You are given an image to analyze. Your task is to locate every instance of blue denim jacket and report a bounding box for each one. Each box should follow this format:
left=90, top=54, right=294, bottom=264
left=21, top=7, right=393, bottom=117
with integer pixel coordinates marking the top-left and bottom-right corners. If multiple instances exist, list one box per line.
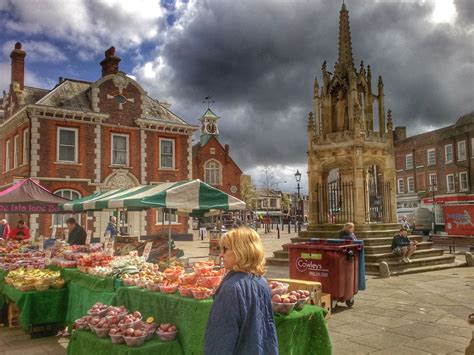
left=204, top=271, right=279, bottom=355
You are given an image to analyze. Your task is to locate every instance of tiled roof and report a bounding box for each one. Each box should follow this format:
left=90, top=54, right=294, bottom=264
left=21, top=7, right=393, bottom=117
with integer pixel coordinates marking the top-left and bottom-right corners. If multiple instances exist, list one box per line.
left=23, top=86, right=49, bottom=105
left=142, top=96, right=190, bottom=125
left=35, top=80, right=92, bottom=111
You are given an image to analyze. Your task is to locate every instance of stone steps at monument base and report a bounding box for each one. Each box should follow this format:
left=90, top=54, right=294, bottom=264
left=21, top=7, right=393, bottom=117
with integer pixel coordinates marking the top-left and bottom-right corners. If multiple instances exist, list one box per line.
left=364, top=241, right=433, bottom=254
left=290, top=235, right=424, bottom=246
left=384, top=260, right=466, bottom=276
left=365, top=254, right=457, bottom=274
left=364, top=248, right=444, bottom=263
left=305, top=223, right=401, bottom=232
left=299, top=230, right=402, bottom=239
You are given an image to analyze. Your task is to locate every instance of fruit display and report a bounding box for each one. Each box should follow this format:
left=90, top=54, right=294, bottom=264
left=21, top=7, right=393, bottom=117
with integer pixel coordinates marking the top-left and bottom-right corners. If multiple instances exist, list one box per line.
left=87, top=302, right=109, bottom=316
left=288, top=289, right=311, bottom=310
left=156, top=323, right=178, bottom=341
left=163, top=266, right=184, bottom=282
left=0, top=251, right=46, bottom=270
left=193, top=261, right=215, bottom=275
left=5, top=268, right=63, bottom=292
left=88, top=266, right=114, bottom=277
left=77, top=253, right=113, bottom=273
left=268, top=281, right=289, bottom=296
left=190, top=286, right=214, bottom=300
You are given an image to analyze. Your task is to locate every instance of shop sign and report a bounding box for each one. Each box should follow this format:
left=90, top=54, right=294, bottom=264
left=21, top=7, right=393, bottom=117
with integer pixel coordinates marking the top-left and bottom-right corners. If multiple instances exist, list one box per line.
left=444, top=205, right=474, bottom=236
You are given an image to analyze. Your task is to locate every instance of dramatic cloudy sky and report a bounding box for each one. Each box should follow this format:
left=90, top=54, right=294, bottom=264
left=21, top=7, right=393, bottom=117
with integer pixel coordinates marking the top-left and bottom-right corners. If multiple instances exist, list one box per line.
left=0, top=0, right=472, bottom=193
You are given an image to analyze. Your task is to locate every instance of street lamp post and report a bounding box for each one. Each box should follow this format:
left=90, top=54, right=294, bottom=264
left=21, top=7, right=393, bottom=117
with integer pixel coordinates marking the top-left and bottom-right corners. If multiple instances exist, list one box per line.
left=429, top=183, right=437, bottom=239
left=295, top=170, right=302, bottom=231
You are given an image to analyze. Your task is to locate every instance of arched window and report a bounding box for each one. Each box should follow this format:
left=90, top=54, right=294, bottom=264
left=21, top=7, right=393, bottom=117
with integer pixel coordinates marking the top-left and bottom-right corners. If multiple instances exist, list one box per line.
left=205, top=160, right=221, bottom=185
left=52, top=189, right=81, bottom=227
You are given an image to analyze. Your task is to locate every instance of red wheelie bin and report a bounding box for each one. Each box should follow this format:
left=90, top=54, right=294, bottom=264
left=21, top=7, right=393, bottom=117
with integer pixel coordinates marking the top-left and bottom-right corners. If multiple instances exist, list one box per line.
left=287, top=239, right=362, bottom=310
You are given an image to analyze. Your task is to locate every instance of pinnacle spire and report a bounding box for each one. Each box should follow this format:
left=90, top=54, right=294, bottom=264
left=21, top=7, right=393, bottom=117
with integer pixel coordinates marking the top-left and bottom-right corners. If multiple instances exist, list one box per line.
left=337, top=3, right=355, bottom=75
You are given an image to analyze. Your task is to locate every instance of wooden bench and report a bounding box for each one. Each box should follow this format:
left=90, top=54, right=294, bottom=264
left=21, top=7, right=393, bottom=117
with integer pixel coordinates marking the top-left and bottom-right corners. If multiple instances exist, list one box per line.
left=430, top=235, right=474, bottom=253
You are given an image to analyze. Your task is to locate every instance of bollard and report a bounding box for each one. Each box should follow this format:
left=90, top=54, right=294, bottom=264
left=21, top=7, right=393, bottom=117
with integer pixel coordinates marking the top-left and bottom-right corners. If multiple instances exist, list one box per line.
left=288, top=223, right=290, bottom=233
left=277, top=225, right=280, bottom=239
left=294, top=222, right=297, bottom=233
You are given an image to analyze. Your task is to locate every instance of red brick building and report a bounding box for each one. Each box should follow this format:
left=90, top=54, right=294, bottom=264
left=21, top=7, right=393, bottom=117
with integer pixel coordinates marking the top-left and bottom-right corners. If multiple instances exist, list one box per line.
left=192, top=108, right=243, bottom=199
left=393, top=112, right=474, bottom=226
left=0, top=43, right=197, bottom=238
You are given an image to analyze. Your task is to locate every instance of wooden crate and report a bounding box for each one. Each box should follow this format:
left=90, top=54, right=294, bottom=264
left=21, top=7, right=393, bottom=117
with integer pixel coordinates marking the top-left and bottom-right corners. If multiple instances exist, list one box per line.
left=268, top=278, right=322, bottom=306
left=319, top=293, right=331, bottom=320
left=8, top=303, right=20, bottom=327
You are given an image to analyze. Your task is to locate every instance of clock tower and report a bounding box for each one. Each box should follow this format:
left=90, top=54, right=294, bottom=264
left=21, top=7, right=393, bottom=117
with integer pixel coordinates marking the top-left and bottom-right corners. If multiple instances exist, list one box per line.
left=199, top=108, right=220, bottom=145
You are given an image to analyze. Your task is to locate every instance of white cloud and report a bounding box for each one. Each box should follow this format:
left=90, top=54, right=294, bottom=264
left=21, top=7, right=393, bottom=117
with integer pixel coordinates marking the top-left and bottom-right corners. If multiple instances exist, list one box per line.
left=1, top=0, right=167, bottom=55
left=2, top=40, right=67, bottom=63
left=0, top=62, right=45, bottom=91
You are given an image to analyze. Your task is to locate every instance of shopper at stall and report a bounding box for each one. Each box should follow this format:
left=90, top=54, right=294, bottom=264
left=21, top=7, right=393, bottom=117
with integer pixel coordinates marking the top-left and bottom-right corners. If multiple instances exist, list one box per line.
left=204, top=227, right=278, bottom=355
left=339, top=222, right=357, bottom=241
left=9, top=220, right=30, bottom=240
left=66, top=217, right=87, bottom=245
left=0, top=219, right=10, bottom=239
left=104, top=216, right=119, bottom=239
left=391, top=227, right=417, bottom=263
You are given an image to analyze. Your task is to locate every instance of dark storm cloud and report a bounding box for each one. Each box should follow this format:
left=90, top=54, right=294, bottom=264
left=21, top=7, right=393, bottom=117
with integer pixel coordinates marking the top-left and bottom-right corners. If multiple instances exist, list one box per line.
left=144, top=0, right=473, bottom=171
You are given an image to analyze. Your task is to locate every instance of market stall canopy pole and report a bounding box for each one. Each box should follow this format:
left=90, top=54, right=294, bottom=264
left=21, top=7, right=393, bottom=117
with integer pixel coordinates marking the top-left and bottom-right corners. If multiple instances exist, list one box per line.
left=0, top=178, right=69, bottom=214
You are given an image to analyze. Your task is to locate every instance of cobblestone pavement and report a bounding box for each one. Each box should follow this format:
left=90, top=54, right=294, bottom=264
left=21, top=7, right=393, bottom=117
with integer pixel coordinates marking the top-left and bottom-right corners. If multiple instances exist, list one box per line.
left=1, top=228, right=472, bottom=354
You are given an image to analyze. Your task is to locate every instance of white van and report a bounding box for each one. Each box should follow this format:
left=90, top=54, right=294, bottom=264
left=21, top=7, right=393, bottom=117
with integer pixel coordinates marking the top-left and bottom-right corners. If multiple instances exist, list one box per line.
left=414, top=207, right=433, bottom=235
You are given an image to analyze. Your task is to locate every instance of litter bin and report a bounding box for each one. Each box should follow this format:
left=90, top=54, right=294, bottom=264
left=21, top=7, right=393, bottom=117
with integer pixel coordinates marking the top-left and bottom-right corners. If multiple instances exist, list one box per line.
left=287, top=239, right=362, bottom=310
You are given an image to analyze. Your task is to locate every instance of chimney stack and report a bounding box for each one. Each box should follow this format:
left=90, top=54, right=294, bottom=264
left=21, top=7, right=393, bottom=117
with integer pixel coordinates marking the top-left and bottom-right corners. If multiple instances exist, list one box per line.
left=224, top=144, right=230, bottom=163
left=10, top=42, right=26, bottom=90
left=100, top=46, right=121, bottom=77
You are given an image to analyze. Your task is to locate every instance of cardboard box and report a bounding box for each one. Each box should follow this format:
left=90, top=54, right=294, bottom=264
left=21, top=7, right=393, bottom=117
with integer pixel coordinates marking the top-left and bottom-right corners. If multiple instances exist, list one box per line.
left=268, top=278, right=322, bottom=306
left=319, top=293, right=331, bottom=320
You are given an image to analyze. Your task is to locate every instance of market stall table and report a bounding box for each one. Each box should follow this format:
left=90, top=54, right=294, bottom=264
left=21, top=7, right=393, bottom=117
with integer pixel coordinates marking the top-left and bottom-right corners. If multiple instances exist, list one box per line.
left=3, top=285, right=68, bottom=330
left=115, top=287, right=331, bottom=355
left=67, top=330, right=184, bottom=355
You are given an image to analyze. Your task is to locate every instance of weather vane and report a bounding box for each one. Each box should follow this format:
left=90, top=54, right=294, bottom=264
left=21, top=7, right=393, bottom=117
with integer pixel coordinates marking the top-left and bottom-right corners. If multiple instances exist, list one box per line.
left=202, top=96, right=215, bottom=109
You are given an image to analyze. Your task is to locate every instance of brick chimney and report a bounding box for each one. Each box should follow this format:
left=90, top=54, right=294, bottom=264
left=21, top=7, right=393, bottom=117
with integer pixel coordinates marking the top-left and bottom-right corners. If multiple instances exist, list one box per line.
left=224, top=144, right=230, bottom=163
left=100, top=46, right=121, bottom=77
left=10, top=42, right=26, bottom=90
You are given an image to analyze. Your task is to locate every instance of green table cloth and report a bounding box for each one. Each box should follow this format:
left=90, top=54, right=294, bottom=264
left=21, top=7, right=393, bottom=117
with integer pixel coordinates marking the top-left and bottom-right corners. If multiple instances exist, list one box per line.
left=116, top=287, right=331, bottom=355
left=62, top=268, right=117, bottom=292
left=66, top=281, right=117, bottom=324
left=275, top=305, right=331, bottom=355
left=3, top=285, right=68, bottom=330
left=67, top=330, right=184, bottom=355
left=0, top=270, right=8, bottom=306
left=116, top=287, right=213, bottom=355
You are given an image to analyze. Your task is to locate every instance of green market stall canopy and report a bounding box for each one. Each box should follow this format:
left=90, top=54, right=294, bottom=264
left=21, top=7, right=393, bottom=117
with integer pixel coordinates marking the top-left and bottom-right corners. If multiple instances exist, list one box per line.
left=59, top=179, right=246, bottom=215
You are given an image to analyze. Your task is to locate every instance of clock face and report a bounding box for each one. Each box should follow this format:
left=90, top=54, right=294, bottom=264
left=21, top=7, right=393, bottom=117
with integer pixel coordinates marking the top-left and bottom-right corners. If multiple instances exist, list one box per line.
left=206, top=122, right=217, bottom=134
left=230, top=186, right=238, bottom=194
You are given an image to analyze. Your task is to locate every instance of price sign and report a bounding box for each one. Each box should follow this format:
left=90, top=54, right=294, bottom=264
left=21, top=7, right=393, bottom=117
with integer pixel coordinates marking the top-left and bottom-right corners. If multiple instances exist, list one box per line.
left=105, top=238, right=114, bottom=256
left=39, top=236, right=44, bottom=251
left=51, top=227, right=57, bottom=239
left=45, top=250, right=52, bottom=265
left=142, top=242, right=153, bottom=261
left=86, top=230, right=92, bottom=245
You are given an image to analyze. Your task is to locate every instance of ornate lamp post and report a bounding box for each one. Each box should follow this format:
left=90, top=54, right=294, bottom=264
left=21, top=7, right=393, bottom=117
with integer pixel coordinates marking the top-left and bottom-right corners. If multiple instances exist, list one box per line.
left=295, top=170, right=302, bottom=226
left=429, top=182, right=437, bottom=238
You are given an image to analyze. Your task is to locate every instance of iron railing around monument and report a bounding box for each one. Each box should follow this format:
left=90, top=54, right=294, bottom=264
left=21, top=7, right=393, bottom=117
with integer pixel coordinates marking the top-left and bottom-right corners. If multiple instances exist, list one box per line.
left=366, top=181, right=393, bottom=223
left=315, top=181, right=354, bottom=224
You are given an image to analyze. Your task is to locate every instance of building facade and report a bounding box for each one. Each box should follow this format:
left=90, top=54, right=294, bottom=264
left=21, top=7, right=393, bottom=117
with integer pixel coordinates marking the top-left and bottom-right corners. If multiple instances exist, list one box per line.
left=0, top=43, right=197, bottom=238
left=394, top=112, right=474, bottom=226
left=192, top=108, right=243, bottom=199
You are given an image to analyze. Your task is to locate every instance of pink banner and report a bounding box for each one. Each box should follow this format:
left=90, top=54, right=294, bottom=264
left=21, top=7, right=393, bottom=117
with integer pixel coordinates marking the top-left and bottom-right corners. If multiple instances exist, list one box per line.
left=0, top=203, right=61, bottom=214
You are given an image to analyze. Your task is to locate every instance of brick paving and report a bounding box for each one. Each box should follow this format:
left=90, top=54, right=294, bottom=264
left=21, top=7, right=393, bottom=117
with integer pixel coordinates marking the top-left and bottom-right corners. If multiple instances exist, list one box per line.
left=1, top=228, right=472, bottom=354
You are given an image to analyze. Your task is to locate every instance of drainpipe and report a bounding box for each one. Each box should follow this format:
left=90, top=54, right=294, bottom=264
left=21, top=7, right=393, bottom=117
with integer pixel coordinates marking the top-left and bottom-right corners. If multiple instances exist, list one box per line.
left=26, top=109, right=32, bottom=177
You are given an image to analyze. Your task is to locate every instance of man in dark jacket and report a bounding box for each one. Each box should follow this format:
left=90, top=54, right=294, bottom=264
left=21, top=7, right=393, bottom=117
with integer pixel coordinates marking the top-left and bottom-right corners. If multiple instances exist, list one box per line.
left=391, top=227, right=417, bottom=263
left=66, top=217, right=87, bottom=245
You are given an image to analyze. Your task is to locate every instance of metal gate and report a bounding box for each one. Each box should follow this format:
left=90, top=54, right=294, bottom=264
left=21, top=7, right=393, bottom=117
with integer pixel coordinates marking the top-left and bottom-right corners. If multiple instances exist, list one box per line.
left=315, top=181, right=354, bottom=224
left=366, top=181, right=392, bottom=223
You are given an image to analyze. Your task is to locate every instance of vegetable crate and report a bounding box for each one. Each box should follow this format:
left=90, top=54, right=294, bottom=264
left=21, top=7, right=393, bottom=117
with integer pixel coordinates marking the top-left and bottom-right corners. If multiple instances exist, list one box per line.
left=267, top=278, right=322, bottom=305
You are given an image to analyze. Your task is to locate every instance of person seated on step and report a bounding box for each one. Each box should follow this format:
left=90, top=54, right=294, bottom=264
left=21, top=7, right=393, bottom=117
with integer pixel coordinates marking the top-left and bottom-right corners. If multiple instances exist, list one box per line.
left=391, top=227, right=418, bottom=263
left=338, top=222, right=357, bottom=241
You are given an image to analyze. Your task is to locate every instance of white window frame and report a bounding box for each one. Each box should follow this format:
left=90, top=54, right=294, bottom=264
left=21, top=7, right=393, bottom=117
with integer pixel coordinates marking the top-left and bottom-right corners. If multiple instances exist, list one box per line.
left=210, top=148, right=215, bottom=155
left=52, top=189, right=81, bottom=227
left=427, top=148, right=436, bottom=166
left=397, top=179, right=404, bottom=194
left=459, top=172, right=468, bottom=192
left=445, top=144, right=453, bottom=164
left=405, top=153, right=413, bottom=170
left=13, top=135, right=19, bottom=169
left=429, top=174, right=437, bottom=191
left=446, top=174, right=455, bottom=193
left=156, top=208, right=179, bottom=224
left=5, top=140, right=10, bottom=171
left=407, top=177, right=415, bottom=193
left=457, top=140, right=466, bottom=161
left=22, top=129, right=29, bottom=165
left=111, top=133, right=129, bottom=166
left=57, top=127, right=78, bottom=163
left=204, top=159, right=222, bottom=186
left=471, top=138, right=474, bottom=157
left=159, top=138, right=175, bottom=169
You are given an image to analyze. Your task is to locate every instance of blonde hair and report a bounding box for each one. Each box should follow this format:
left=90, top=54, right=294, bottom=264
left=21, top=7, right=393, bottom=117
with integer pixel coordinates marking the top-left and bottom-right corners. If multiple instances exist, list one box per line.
left=220, top=227, right=266, bottom=276
left=343, top=222, right=354, bottom=232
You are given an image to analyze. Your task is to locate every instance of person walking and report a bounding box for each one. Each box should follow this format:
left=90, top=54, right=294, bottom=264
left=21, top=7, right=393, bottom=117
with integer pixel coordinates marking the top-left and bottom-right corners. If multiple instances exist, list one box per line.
left=9, top=220, right=30, bottom=240
left=104, top=216, right=119, bottom=239
left=0, top=219, right=10, bottom=240
left=338, top=222, right=357, bottom=241
left=204, top=227, right=278, bottom=355
left=391, top=227, right=417, bottom=263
